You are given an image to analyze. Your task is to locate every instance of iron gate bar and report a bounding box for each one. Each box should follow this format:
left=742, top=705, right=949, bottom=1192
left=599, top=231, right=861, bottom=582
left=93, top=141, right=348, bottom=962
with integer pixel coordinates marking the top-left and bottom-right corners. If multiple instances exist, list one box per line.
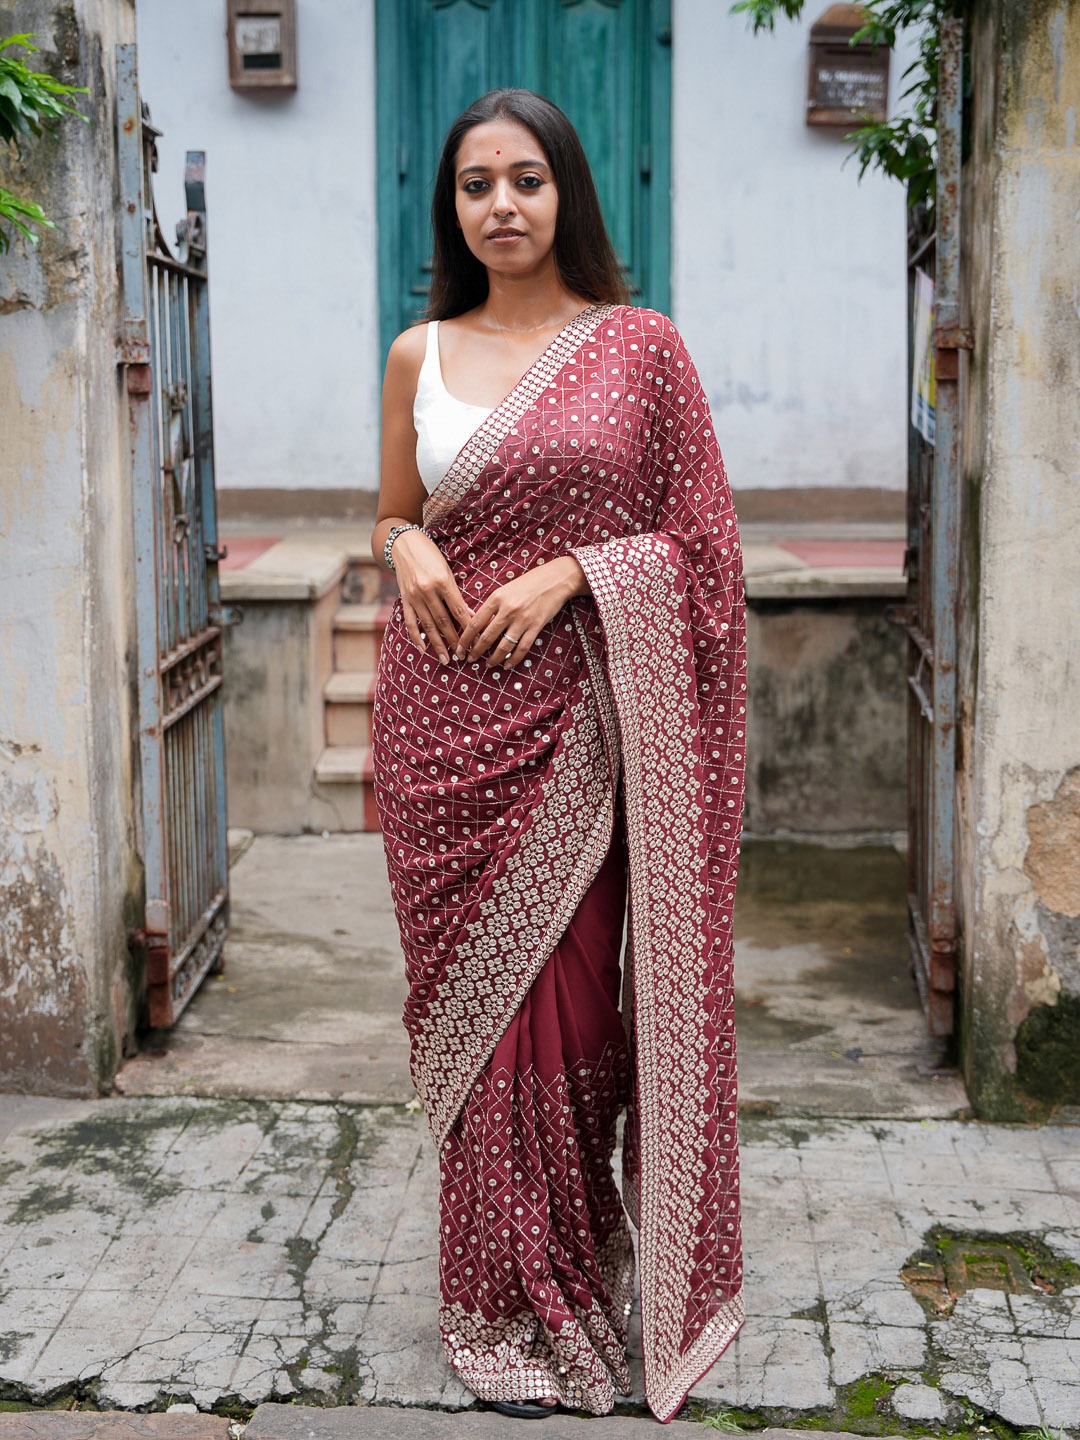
left=116, top=43, right=230, bottom=1028
left=896, top=16, right=968, bottom=1037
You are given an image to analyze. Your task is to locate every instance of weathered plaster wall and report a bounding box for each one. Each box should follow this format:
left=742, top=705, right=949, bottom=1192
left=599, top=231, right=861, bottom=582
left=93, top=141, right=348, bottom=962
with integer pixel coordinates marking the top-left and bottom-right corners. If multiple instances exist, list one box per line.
left=957, top=0, right=1080, bottom=1119
left=745, top=601, right=907, bottom=836
left=0, top=0, right=140, bottom=1093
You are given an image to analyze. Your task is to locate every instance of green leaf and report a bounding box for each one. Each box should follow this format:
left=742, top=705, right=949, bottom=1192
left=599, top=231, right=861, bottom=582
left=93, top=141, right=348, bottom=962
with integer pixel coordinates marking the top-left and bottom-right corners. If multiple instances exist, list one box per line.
left=0, top=33, right=39, bottom=54
left=0, top=182, right=55, bottom=251
left=729, top=0, right=805, bottom=34
left=0, top=32, right=92, bottom=245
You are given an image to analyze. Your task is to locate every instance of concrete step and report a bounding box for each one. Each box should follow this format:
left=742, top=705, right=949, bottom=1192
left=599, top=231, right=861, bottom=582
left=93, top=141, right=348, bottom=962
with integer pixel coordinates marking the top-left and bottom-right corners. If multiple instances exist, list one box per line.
left=245, top=1407, right=906, bottom=1440
left=324, top=668, right=377, bottom=747
left=333, top=601, right=391, bottom=672
left=0, top=1413, right=234, bottom=1438
left=312, top=745, right=380, bottom=831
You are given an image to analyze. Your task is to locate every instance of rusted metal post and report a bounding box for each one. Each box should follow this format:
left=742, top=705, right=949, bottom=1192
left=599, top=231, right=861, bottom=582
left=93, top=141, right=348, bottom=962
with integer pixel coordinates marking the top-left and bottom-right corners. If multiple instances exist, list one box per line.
left=925, top=15, right=968, bottom=1035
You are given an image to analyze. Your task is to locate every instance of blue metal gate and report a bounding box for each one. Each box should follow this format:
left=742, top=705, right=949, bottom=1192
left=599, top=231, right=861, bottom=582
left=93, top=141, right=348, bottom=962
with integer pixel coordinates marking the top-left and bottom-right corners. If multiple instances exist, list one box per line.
left=116, top=45, right=231, bottom=1028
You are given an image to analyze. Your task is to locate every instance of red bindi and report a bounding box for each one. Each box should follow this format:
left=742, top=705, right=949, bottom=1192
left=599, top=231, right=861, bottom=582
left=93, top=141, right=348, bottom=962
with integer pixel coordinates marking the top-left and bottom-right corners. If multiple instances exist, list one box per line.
left=495, top=150, right=500, bottom=155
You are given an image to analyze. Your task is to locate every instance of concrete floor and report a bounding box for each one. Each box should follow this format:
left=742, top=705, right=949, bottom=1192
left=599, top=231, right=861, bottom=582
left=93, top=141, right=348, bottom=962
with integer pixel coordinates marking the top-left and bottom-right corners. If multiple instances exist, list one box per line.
left=6, top=838, right=1079, bottom=1433
left=116, top=834, right=966, bottom=1120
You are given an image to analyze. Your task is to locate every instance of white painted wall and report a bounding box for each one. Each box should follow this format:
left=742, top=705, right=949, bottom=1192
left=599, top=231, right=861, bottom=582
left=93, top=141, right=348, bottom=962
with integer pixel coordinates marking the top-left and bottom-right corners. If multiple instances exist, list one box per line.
left=136, top=0, right=380, bottom=491
left=138, top=0, right=911, bottom=495
left=673, top=2, right=913, bottom=493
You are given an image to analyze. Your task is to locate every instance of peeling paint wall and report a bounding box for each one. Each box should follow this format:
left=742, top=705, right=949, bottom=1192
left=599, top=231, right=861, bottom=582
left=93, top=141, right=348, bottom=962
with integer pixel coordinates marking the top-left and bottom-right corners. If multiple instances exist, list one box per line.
left=0, top=0, right=141, bottom=1093
left=957, top=0, right=1080, bottom=1119
left=745, top=601, right=907, bottom=836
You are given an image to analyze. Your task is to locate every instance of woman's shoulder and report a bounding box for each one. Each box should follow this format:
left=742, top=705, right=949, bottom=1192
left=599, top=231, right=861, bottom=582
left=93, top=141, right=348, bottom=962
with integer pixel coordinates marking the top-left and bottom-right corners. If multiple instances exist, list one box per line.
left=387, top=320, right=429, bottom=365
left=608, top=303, right=686, bottom=349
left=383, top=321, right=430, bottom=394
left=604, top=306, right=695, bottom=375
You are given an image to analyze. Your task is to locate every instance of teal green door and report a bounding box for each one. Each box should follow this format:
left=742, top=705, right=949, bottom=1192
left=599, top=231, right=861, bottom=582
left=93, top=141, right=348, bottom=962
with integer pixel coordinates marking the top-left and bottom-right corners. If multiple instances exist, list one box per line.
left=376, top=0, right=671, bottom=363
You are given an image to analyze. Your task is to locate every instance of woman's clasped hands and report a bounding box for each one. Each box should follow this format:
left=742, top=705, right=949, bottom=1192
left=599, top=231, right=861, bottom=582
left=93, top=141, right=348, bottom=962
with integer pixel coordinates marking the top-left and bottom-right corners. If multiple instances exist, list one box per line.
left=391, top=528, right=586, bottom=670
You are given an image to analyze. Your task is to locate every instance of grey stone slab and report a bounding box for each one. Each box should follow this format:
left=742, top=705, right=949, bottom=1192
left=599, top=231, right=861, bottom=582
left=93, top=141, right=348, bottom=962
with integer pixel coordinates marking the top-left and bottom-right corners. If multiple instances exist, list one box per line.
left=0, top=1415, right=233, bottom=1438
left=84, top=1233, right=201, bottom=1292
left=247, top=1408, right=721, bottom=1439
left=891, top=1382, right=946, bottom=1421
left=953, top=1152, right=1060, bottom=1192
left=1030, top=1375, right=1080, bottom=1427
left=826, top=1282, right=926, bottom=1329
left=0, top=1286, right=80, bottom=1332
left=96, top=1327, right=251, bottom=1409
left=741, top=1242, right=821, bottom=1316
left=1048, top=1157, right=1080, bottom=1194
left=1020, top=1333, right=1080, bottom=1381
left=937, top=1360, right=1043, bottom=1429
left=1009, top=1292, right=1080, bottom=1338
left=0, top=1333, right=49, bottom=1387
left=0, top=1231, right=114, bottom=1292
left=761, top=1434, right=907, bottom=1440
left=828, top=1320, right=926, bottom=1385
left=169, top=1236, right=300, bottom=1301
left=61, top=1285, right=172, bottom=1336
left=153, top=1119, right=269, bottom=1191
left=693, top=1315, right=832, bottom=1410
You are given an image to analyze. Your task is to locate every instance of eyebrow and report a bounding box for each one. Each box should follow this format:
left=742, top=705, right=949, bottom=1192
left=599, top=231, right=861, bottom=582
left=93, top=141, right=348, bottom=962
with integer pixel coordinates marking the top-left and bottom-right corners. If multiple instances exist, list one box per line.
left=457, top=159, right=549, bottom=178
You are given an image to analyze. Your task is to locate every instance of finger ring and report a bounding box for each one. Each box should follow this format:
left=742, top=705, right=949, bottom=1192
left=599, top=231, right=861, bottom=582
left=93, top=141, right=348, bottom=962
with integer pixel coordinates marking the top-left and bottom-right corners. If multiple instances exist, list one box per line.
left=503, top=633, right=519, bottom=646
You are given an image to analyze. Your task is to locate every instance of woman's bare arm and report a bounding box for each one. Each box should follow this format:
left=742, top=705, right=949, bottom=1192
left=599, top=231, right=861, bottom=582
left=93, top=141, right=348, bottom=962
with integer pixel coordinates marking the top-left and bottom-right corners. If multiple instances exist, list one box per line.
left=373, top=327, right=474, bottom=662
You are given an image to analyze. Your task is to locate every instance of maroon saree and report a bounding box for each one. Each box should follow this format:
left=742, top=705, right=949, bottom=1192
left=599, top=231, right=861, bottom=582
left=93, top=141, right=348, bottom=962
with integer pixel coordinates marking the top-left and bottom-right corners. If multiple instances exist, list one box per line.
left=372, top=303, right=747, bottom=1421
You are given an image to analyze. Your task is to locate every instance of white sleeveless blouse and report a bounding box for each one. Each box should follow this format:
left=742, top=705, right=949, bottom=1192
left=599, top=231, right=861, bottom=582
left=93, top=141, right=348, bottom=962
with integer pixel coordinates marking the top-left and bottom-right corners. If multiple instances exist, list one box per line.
left=413, top=321, right=494, bottom=493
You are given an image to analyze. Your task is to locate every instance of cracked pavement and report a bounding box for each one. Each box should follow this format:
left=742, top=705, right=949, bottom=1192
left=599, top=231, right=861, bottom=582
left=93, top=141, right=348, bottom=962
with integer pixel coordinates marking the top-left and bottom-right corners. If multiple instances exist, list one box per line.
left=2, top=837, right=1078, bottom=1431
left=1, top=1097, right=1078, bottom=1430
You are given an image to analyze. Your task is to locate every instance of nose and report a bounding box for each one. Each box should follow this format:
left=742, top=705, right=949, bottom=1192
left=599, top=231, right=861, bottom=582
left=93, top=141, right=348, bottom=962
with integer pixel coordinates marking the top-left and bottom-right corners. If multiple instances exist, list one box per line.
left=490, top=181, right=517, bottom=218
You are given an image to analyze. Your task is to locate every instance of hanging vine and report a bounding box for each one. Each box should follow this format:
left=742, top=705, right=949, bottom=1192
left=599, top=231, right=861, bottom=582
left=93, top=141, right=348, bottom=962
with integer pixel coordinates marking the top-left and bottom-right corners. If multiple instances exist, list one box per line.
left=0, top=33, right=88, bottom=254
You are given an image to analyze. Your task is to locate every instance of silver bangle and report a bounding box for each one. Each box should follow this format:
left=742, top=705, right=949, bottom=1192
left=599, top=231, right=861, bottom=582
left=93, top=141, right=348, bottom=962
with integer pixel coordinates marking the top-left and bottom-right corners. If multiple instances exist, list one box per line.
left=383, top=522, right=426, bottom=572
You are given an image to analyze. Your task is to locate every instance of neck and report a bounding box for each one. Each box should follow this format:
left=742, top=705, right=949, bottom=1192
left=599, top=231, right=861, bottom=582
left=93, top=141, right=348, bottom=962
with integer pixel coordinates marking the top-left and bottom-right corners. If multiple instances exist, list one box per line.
left=482, top=262, right=586, bottom=332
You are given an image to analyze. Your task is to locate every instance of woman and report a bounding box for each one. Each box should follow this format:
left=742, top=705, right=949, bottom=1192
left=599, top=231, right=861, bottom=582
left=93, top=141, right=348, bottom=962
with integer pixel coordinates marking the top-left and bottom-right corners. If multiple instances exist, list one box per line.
left=371, top=88, right=746, bottom=1423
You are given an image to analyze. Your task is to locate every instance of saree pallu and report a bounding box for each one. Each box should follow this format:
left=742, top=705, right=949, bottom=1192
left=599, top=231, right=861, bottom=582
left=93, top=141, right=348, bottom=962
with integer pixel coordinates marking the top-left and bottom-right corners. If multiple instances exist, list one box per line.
left=372, top=303, right=747, bottom=1422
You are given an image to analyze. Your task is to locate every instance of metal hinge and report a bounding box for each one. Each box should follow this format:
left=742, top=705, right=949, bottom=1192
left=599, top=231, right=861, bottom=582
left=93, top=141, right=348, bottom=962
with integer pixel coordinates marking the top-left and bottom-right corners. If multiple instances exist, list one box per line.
left=934, top=324, right=974, bottom=350
left=210, top=602, right=244, bottom=628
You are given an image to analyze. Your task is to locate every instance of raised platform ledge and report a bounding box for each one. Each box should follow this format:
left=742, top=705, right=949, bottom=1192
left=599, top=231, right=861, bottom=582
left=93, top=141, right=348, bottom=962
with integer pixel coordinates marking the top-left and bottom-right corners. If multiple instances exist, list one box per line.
left=746, top=568, right=906, bottom=600
left=219, top=538, right=351, bottom=602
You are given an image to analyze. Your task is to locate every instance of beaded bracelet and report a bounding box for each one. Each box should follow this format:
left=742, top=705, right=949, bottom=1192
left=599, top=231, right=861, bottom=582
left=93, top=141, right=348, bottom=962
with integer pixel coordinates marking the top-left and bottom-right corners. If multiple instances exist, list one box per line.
left=383, top=522, right=426, bottom=572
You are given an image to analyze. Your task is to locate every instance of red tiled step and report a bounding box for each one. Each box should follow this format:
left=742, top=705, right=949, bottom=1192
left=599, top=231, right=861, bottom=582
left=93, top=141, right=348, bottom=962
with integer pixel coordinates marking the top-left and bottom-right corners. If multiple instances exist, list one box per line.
left=218, top=534, right=280, bottom=570
left=776, top=538, right=905, bottom=569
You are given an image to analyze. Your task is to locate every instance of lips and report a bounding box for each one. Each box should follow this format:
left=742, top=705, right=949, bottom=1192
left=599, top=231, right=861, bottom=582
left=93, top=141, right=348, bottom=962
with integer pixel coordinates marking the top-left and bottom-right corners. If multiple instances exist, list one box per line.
left=487, top=228, right=525, bottom=240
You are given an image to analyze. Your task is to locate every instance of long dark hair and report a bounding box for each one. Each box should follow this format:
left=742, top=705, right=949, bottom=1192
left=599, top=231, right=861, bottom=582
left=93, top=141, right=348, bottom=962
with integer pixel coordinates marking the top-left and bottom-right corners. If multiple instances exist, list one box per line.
left=427, top=88, right=629, bottom=320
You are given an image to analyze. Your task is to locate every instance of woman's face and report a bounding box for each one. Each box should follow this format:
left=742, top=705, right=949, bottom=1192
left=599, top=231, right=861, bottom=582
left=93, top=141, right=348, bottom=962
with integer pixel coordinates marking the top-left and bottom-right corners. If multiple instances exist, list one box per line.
left=453, top=117, right=558, bottom=279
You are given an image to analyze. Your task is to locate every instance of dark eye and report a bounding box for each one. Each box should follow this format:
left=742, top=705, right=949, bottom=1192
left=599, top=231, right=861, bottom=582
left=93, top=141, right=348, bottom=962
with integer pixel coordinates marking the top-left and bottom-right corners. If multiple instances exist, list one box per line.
left=462, top=178, right=489, bottom=195
left=518, top=175, right=543, bottom=189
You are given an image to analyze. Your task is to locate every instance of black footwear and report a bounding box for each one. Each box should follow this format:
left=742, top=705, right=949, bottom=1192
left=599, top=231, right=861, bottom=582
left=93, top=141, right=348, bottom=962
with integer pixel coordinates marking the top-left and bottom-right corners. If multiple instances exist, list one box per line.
left=486, top=1398, right=560, bottom=1419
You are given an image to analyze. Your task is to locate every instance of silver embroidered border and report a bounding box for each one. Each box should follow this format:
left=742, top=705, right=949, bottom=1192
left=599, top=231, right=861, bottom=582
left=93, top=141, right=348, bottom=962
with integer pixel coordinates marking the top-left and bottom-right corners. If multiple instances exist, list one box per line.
left=414, top=671, right=619, bottom=1148
left=570, top=532, right=745, bottom=1422
left=422, top=303, right=617, bottom=535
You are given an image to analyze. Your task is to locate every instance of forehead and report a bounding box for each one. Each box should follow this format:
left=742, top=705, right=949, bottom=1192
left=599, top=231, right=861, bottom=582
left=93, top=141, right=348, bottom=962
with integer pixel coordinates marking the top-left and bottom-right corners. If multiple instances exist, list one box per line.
left=456, top=117, right=548, bottom=170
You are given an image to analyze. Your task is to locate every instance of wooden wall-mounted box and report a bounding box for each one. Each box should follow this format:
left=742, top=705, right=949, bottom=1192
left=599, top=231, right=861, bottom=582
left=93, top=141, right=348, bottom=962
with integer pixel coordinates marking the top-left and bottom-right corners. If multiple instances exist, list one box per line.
left=227, top=0, right=297, bottom=91
left=807, top=3, right=889, bottom=128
